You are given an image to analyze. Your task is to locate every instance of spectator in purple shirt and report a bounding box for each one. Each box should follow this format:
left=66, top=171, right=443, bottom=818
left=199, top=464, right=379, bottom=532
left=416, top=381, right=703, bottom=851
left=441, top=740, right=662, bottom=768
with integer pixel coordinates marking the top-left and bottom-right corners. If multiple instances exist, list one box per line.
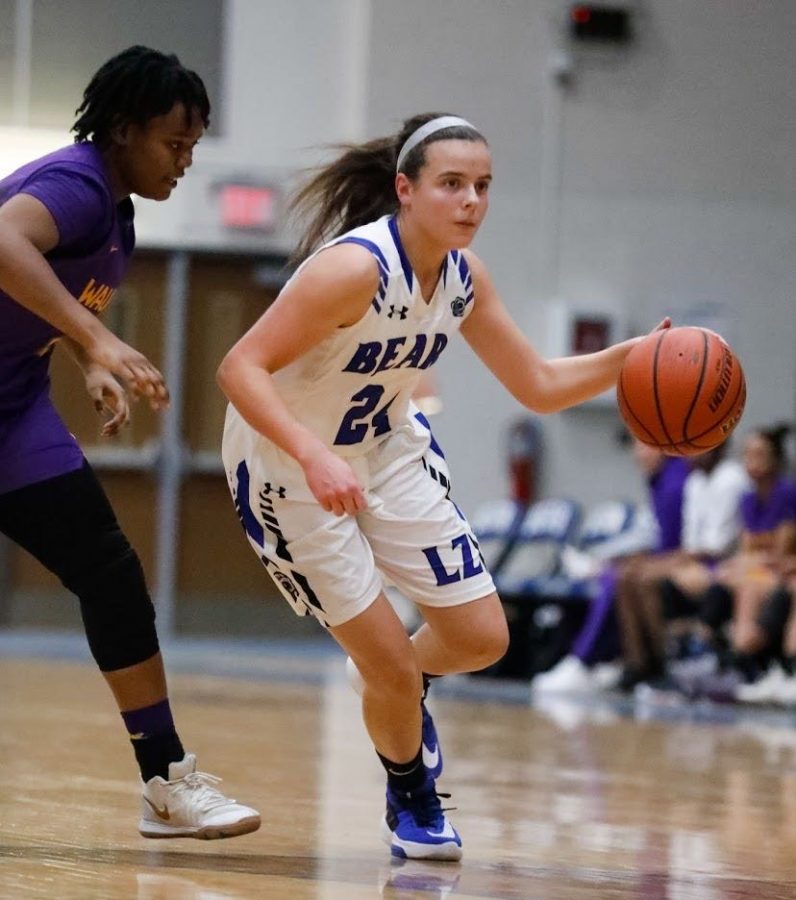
left=532, top=438, right=689, bottom=694
left=0, top=46, right=259, bottom=839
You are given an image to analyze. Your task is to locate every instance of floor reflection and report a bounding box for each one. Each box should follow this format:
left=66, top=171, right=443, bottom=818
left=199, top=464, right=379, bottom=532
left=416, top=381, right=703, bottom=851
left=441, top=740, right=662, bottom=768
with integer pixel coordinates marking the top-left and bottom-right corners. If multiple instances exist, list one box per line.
left=377, top=858, right=462, bottom=898
left=2, top=653, right=796, bottom=899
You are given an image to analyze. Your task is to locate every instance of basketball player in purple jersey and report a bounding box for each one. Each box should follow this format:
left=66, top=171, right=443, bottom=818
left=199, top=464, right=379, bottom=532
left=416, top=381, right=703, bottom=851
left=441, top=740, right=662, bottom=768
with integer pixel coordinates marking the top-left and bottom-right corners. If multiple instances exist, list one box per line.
left=0, top=46, right=259, bottom=839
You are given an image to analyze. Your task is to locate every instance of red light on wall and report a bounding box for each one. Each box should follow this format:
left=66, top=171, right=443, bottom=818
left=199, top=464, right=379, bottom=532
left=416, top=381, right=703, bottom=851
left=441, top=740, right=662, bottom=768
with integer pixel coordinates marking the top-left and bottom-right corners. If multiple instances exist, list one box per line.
left=568, top=4, right=632, bottom=42
left=219, top=184, right=277, bottom=230
left=571, top=5, right=592, bottom=24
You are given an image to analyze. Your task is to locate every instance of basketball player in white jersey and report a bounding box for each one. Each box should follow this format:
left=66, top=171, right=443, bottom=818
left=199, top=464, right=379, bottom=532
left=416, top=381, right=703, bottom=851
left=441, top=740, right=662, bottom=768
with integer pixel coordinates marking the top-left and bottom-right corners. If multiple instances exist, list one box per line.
left=217, top=113, right=669, bottom=861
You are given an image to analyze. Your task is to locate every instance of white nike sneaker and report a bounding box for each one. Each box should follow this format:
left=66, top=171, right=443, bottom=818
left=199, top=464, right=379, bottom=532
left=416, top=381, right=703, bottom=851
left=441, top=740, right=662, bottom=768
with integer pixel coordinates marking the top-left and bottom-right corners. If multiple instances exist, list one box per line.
left=774, top=672, right=796, bottom=707
left=531, top=656, right=595, bottom=693
left=736, top=665, right=787, bottom=705
left=139, top=754, right=261, bottom=840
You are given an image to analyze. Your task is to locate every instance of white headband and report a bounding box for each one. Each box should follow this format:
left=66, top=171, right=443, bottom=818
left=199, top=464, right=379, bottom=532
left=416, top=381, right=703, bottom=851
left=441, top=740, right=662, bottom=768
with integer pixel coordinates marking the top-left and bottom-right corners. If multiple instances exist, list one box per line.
left=395, top=115, right=477, bottom=172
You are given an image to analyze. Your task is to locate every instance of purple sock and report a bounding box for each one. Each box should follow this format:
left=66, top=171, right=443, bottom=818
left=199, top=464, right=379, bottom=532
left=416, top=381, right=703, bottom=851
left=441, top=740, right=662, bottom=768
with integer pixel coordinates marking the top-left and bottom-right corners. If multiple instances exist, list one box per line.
left=572, top=564, right=619, bottom=663
left=121, top=698, right=175, bottom=739
left=122, top=699, right=184, bottom=781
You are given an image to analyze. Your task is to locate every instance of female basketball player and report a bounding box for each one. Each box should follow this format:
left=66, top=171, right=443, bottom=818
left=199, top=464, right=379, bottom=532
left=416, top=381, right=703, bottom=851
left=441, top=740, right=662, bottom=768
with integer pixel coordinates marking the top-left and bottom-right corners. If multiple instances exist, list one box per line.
left=217, top=113, right=667, bottom=860
left=0, top=46, right=259, bottom=839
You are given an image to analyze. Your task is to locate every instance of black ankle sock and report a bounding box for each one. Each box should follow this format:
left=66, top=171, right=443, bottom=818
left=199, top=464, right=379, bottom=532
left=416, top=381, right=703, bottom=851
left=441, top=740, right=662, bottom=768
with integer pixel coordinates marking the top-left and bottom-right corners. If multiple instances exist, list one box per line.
left=782, top=655, right=796, bottom=676
left=731, top=652, right=760, bottom=682
left=132, top=732, right=185, bottom=782
left=378, top=746, right=426, bottom=793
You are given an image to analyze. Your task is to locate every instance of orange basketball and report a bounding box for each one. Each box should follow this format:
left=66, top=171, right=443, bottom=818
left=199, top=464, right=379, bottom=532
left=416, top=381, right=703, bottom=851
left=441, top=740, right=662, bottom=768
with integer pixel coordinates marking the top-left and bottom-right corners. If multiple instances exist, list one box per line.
left=617, top=326, right=746, bottom=456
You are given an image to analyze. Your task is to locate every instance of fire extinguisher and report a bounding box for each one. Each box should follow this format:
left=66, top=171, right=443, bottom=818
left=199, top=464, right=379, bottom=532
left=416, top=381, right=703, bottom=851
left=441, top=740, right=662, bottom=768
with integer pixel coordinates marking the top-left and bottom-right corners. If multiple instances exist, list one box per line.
left=507, top=417, right=542, bottom=506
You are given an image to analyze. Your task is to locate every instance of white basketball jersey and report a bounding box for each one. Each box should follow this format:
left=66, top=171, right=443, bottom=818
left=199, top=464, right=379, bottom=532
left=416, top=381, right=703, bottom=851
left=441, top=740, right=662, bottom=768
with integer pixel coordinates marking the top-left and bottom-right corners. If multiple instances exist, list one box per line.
left=257, top=214, right=476, bottom=457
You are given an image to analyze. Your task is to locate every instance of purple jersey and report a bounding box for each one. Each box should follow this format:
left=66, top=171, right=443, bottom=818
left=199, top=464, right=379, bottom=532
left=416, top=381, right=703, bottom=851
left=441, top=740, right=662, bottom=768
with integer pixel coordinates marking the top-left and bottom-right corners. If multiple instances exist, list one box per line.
left=0, top=142, right=134, bottom=493
left=740, top=477, right=796, bottom=534
left=649, top=456, right=689, bottom=552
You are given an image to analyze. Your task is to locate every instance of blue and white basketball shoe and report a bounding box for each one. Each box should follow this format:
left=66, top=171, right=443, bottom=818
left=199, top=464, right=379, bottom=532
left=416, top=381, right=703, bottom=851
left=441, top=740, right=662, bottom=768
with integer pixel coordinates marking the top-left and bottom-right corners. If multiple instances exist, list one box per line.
left=381, top=775, right=462, bottom=861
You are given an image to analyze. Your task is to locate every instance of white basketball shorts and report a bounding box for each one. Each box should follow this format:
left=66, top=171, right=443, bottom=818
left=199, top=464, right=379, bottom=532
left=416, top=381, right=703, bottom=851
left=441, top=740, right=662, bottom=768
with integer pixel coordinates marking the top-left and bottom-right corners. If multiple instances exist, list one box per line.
left=222, top=405, right=495, bottom=628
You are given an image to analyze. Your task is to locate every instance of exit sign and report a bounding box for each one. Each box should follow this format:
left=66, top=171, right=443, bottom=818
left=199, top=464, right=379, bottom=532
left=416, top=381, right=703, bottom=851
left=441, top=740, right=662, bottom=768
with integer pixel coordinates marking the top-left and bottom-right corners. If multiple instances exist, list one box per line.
left=219, top=184, right=277, bottom=230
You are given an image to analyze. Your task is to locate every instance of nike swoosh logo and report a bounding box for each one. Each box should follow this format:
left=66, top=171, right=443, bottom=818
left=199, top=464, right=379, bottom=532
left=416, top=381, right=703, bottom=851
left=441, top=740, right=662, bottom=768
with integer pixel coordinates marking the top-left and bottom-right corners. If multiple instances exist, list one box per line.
left=422, top=742, right=440, bottom=770
left=428, top=820, right=456, bottom=839
left=144, top=796, right=171, bottom=821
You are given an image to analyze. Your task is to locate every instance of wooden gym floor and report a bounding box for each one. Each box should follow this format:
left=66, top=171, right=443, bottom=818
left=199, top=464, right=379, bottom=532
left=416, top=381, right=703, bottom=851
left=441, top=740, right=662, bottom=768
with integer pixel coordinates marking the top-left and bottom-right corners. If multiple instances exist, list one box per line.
left=1, top=642, right=795, bottom=899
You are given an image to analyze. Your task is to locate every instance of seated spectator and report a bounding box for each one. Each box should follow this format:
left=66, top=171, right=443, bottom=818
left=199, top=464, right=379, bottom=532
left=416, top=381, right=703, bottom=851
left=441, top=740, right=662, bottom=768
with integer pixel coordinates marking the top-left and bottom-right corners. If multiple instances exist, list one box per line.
left=699, top=424, right=796, bottom=701
left=532, top=438, right=688, bottom=692
left=614, top=441, right=748, bottom=691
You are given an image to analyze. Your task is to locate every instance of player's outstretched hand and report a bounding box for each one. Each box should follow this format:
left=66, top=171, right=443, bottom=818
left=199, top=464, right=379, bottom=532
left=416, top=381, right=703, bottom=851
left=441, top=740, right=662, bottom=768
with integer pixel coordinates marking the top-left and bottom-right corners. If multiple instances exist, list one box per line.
left=86, top=332, right=170, bottom=410
left=302, top=446, right=367, bottom=516
left=84, top=365, right=130, bottom=437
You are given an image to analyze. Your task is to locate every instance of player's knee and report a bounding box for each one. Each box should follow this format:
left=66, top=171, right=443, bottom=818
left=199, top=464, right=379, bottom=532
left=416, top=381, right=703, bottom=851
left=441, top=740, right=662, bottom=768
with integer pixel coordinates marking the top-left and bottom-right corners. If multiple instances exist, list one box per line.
left=67, top=530, right=159, bottom=672
left=457, top=617, right=510, bottom=671
left=361, top=653, right=423, bottom=702
left=487, top=617, right=511, bottom=665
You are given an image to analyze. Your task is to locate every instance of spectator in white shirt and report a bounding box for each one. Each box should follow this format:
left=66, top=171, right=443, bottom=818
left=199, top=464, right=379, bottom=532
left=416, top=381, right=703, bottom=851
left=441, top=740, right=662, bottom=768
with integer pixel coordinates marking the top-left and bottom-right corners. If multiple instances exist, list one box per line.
left=614, top=443, right=748, bottom=690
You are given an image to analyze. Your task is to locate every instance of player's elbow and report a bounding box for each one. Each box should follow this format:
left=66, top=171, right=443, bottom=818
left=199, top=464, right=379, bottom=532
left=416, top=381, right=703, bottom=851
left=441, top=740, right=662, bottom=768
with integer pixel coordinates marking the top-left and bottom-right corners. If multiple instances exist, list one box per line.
left=216, top=350, right=239, bottom=401
left=522, top=393, right=561, bottom=415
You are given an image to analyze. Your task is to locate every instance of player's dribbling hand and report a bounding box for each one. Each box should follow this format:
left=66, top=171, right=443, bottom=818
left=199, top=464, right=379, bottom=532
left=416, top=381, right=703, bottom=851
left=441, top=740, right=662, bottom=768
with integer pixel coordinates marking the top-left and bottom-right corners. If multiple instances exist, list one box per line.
left=84, top=365, right=130, bottom=437
left=649, top=317, right=672, bottom=334
left=626, top=317, right=672, bottom=351
left=86, top=332, right=170, bottom=410
left=302, top=447, right=368, bottom=516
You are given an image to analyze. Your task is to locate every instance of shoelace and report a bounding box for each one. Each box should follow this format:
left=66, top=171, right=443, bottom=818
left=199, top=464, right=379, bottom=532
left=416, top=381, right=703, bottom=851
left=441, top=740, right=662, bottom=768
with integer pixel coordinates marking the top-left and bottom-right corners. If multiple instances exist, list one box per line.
left=172, top=771, right=237, bottom=812
left=404, top=787, right=454, bottom=828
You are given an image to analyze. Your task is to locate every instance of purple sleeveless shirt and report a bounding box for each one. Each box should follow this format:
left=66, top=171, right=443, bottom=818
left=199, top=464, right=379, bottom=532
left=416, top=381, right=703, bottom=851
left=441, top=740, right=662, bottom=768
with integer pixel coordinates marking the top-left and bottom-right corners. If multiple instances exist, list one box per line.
left=0, top=142, right=134, bottom=494
left=740, top=477, right=796, bottom=534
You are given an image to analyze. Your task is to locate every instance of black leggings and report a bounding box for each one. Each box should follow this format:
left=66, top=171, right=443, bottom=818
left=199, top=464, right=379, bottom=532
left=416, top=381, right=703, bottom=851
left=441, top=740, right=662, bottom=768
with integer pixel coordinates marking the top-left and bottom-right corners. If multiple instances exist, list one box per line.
left=0, top=461, right=159, bottom=671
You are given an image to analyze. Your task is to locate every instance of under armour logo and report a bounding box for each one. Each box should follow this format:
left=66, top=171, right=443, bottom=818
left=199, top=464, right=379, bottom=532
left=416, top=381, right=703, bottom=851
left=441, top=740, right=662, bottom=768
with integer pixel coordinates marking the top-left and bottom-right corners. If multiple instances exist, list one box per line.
left=110, top=245, right=119, bottom=253
left=261, top=482, right=286, bottom=498
left=388, top=304, right=408, bottom=319
left=450, top=296, right=466, bottom=317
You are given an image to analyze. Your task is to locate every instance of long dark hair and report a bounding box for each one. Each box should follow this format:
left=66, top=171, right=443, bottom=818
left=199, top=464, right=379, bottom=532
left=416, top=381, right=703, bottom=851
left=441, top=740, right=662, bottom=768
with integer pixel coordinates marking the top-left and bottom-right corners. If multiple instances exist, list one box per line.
left=755, top=422, right=792, bottom=471
left=72, top=45, right=210, bottom=146
left=289, top=112, right=486, bottom=264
